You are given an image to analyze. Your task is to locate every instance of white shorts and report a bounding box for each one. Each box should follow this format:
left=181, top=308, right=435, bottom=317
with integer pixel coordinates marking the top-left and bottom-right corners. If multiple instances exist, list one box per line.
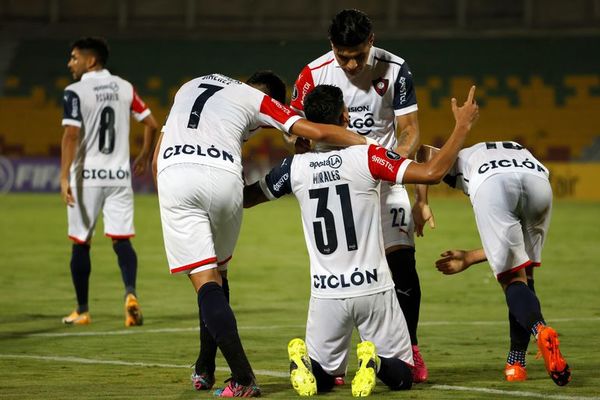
left=305, top=289, right=413, bottom=375
left=157, top=163, right=243, bottom=275
left=379, top=183, right=414, bottom=249
left=472, top=173, right=552, bottom=279
left=67, top=185, right=135, bottom=243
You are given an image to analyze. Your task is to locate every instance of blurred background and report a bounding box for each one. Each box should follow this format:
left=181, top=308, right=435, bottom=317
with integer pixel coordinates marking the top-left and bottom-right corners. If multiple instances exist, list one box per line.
left=1, top=0, right=599, bottom=198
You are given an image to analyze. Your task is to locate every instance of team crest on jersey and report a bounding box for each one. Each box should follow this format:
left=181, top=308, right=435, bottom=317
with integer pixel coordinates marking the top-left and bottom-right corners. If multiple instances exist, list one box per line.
left=372, top=78, right=389, bottom=96
left=386, top=150, right=401, bottom=160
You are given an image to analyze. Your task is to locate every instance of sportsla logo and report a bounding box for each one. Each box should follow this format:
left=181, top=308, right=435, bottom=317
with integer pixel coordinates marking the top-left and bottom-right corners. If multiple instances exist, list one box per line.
left=313, top=268, right=378, bottom=290
left=309, top=154, right=342, bottom=169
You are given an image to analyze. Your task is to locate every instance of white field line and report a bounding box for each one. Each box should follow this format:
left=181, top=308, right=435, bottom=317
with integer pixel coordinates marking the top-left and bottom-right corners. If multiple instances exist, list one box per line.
left=431, top=385, right=600, bottom=400
left=19, top=317, right=600, bottom=338
left=0, top=354, right=598, bottom=400
left=0, top=353, right=288, bottom=378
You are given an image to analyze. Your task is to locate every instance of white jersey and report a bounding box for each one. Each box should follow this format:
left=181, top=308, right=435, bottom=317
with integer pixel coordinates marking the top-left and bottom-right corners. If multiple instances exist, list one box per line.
left=291, top=46, right=418, bottom=150
left=259, top=145, right=413, bottom=299
left=157, top=74, right=301, bottom=176
left=445, top=141, right=550, bottom=200
left=62, top=69, right=151, bottom=187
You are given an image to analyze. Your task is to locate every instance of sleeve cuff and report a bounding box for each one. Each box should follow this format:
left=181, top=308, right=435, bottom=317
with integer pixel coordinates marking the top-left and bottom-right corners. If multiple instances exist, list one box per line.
left=258, top=178, right=277, bottom=201
left=133, top=108, right=151, bottom=122
left=62, top=119, right=82, bottom=128
left=396, top=159, right=413, bottom=184
left=282, top=115, right=303, bottom=136
left=394, top=104, right=418, bottom=117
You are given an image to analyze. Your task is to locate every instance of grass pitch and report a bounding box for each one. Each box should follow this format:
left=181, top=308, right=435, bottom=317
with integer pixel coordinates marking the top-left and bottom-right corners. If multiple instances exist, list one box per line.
left=0, top=193, right=599, bottom=399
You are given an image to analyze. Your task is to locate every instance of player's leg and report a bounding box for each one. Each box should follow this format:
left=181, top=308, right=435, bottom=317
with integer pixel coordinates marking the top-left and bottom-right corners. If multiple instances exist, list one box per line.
left=380, top=183, right=427, bottom=382
left=194, top=183, right=241, bottom=389
left=305, top=296, right=353, bottom=394
left=158, top=165, right=258, bottom=396
left=63, top=185, right=102, bottom=325
left=520, top=174, right=570, bottom=386
left=354, top=290, right=413, bottom=391
left=103, top=186, right=142, bottom=326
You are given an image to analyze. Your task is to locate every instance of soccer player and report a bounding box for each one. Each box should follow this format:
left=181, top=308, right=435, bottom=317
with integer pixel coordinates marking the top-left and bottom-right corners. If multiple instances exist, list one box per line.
left=152, top=72, right=373, bottom=397
left=289, top=9, right=432, bottom=382
left=60, top=37, right=158, bottom=327
left=243, top=84, right=478, bottom=396
left=433, top=141, right=571, bottom=386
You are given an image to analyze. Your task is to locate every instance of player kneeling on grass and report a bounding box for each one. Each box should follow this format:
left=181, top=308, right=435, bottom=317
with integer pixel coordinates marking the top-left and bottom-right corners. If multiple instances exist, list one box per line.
left=243, top=84, right=478, bottom=396
left=428, top=141, right=571, bottom=386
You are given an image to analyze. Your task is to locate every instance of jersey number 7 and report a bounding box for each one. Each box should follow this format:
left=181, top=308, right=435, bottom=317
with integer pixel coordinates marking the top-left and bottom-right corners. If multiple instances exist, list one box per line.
left=187, top=84, right=224, bottom=129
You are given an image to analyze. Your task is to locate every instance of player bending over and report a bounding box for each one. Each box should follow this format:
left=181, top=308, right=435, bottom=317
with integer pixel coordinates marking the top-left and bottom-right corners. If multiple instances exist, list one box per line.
left=153, top=72, right=374, bottom=397
left=243, top=84, right=478, bottom=396
left=431, top=141, right=571, bottom=386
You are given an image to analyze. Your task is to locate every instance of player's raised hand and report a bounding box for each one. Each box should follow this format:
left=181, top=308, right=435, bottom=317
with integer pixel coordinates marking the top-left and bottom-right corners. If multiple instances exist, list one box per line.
left=435, top=250, right=470, bottom=275
left=60, top=178, right=75, bottom=207
left=452, top=85, right=479, bottom=130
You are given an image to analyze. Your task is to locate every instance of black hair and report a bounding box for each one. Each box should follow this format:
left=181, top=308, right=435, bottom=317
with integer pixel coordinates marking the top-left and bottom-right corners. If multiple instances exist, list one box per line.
left=246, top=70, right=287, bottom=104
left=71, top=37, right=109, bottom=67
left=304, top=85, right=344, bottom=125
left=328, top=9, right=372, bottom=47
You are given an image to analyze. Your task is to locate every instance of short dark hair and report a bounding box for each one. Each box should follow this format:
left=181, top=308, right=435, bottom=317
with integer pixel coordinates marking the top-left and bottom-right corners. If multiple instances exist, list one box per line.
left=71, top=37, right=109, bottom=66
left=246, top=70, right=287, bottom=104
left=328, top=9, right=372, bottom=47
left=304, top=85, right=344, bottom=125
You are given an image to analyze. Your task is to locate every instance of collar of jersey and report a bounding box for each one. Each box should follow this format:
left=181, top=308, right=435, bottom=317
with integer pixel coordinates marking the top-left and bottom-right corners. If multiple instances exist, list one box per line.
left=81, top=69, right=111, bottom=81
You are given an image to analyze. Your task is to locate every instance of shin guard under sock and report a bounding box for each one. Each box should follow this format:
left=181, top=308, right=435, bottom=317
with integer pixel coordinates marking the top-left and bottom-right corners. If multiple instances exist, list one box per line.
left=198, top=282, right=253, bottom=385
left=386, top=248, right=421, bottom=344
left=112, top=239, right=138, bottom=295
left=505, top=281, right=545, bottom=334
left=70, top=243, right=91, bottom=313
left=310, top=358, right=335, bottom=393
left=377, top=357, right=413, bottom=390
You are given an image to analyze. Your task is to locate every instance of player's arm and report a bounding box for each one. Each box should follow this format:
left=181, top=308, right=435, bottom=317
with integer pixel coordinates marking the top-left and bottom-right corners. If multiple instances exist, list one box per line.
left=435, top=248, right=487, bottom=275
left=151, top=131, right=164, bottom=189
left=130, top=88, right=158, bottom=176
left=413, top=183, right=435, bottom=237
left=60, top=125, right=79, bottom=206
left=289, top=119, right=372, bottom=147
left=60, top=89, right=82, bottom=206
left=285, top=65, right=314, bottom=154
left=243, top=183, right=269, bottom=208
left=402, top=86, right=478, bottom=184
left=132, top=114, right=159, bottom=176
left=394, top=111, right=420, bottom=158
left=244, top=156, right=294, bottom=208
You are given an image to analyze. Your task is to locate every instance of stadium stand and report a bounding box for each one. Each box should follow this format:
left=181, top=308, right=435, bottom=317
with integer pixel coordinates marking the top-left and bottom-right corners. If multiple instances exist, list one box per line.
left=1, top=37, right=598, bottom=162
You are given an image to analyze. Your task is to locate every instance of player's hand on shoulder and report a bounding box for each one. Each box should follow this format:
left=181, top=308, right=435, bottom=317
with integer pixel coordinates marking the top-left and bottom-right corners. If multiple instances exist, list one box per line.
left=435, top=250, right=469, bottom=275
left=413, top=202, right=435, bottom=237
left=452, top=85, right=479, bottom=130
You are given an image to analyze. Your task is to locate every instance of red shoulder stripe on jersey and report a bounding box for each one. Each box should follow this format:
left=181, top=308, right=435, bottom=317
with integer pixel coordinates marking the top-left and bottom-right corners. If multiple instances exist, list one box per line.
left=290, top=65, right=316, bottom=111
left=131, top=87, right=149, bottom=114
left=496, top=260, right=535, bottom=280
left=259, top=95, right=297, bottom=125
left=171, top=257, right=218, bottom=274
left=367, top=144, right=408, bottom=183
